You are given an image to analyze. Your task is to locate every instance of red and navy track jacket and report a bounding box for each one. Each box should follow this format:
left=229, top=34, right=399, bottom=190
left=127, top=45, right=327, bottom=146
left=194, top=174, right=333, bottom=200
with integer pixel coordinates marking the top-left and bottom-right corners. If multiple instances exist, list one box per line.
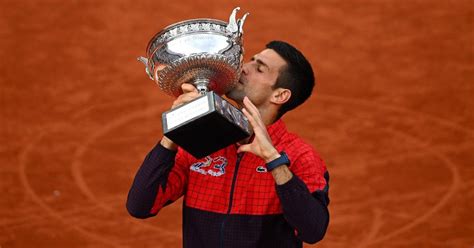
left=127, top=119, right=330, bottom=248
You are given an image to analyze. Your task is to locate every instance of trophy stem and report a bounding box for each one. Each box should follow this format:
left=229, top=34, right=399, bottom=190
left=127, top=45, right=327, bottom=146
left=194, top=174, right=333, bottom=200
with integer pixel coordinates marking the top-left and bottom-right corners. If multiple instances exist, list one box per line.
left=194, top=78, right=209, bottom=95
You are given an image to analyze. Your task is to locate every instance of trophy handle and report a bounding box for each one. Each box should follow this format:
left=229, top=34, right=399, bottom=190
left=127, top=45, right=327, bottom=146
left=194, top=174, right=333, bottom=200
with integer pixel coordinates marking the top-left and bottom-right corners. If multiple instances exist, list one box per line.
left=226, top=7, right=240, bottom=33
left=227, top=7, right=249, bottom=36
left=137, top=56, right=154, bottom=80
left=238, top=13, right=249, bottom=35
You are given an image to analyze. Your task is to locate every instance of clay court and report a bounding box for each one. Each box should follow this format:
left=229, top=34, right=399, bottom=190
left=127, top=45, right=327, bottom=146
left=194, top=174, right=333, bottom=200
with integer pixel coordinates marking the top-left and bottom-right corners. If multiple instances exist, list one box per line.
left=1, top=0, right=473, bottom=247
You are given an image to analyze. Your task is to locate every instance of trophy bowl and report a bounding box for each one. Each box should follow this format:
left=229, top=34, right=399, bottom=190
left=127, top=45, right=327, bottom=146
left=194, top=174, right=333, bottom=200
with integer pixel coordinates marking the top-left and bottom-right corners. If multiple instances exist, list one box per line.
left=138, top=7, right=249, bottom=96
left=137, top=7, right=252, bottom=158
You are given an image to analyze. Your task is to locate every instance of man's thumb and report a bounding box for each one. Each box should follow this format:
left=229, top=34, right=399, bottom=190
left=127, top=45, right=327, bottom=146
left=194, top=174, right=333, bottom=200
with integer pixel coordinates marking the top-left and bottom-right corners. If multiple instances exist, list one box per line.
left=181, top=83, right=198, bottom=93
left=237, top=145, right=250, bottom=153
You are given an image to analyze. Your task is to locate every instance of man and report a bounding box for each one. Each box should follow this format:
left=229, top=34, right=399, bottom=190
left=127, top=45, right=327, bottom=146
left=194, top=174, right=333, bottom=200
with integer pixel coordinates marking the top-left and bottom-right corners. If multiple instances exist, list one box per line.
left=127, top=41, right=330, bottom=248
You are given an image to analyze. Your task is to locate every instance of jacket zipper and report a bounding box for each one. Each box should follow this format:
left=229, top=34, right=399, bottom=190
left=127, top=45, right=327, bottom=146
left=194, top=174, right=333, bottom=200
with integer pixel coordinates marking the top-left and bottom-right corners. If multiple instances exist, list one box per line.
left=219, top=152, right=244, bottom=248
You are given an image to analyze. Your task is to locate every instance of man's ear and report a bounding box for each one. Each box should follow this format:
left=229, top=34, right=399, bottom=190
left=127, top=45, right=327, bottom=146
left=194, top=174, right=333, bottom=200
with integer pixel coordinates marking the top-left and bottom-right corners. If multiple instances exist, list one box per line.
left=271, top=88, right=291, bottom=105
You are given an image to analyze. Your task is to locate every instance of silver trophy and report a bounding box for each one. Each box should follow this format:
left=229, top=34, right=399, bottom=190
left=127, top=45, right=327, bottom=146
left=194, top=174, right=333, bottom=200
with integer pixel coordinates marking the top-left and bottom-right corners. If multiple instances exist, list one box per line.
left=138, top=7, right=251, bottom=158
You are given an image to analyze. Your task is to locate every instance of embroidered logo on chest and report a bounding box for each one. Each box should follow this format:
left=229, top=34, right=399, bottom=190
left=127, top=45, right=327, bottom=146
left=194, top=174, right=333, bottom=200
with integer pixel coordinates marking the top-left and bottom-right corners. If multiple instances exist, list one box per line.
left=190, top=156, right=228, bottom=177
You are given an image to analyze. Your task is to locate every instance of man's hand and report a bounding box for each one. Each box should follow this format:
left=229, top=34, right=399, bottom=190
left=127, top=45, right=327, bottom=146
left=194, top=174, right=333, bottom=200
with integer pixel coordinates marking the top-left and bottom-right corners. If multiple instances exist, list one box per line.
left=160, top=83, right=200, bottom=151
left=171, top=83, right=200, bottom=109
left=237, top=96, right=293, bottom=185
left=237, top=97, right=280, bottom=162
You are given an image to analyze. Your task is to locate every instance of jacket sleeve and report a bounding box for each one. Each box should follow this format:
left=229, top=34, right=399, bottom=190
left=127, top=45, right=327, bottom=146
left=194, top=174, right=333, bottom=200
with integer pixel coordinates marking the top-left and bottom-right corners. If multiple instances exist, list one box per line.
left=275, top=148, right=330, bottom=244
left=126, top=142, right=189, bottom=219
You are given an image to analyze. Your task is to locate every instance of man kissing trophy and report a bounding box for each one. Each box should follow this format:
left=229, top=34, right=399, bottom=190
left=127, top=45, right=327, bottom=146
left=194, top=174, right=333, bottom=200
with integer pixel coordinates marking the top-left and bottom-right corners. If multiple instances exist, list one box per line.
left=138, top=7, right=251, bottom=158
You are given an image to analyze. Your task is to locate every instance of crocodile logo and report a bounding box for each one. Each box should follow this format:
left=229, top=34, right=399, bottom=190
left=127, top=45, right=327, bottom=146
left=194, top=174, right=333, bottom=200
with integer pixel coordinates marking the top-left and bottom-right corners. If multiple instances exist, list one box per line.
left=256, top=166, right=267, bottom=173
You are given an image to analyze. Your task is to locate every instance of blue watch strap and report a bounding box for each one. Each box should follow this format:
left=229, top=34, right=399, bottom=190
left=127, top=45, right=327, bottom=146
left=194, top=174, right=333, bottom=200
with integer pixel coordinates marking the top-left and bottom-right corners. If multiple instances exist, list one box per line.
left=266, top=152, right=290, bottom=171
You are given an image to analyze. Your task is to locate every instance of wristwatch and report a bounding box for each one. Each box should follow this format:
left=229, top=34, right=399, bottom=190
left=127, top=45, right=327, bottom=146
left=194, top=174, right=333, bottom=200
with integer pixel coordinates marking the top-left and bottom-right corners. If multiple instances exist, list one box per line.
left=265, top=151, right=290, bottom=171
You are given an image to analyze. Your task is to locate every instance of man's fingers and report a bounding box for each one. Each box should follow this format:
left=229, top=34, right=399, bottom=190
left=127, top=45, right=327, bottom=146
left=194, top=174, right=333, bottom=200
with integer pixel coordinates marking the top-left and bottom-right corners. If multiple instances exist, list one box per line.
left=243, top=97, right=258, bottom=114
left=237, top=144, right=250, bottom=153
left=242, top=108, right=258, bottom=128
left=181, top=83, right=198, bottom=94
left=243, top=97, right=263, bottom=123
left=243, top=108, right=269, bottom=140
left=243, top=97, right=265, bottom=129
left=172, top=92, right=200, bottom=108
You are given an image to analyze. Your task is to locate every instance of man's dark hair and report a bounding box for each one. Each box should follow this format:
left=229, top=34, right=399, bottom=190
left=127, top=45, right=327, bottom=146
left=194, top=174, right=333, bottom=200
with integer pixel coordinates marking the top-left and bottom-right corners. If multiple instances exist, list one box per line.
left=266, top=41, right=315, bottom=119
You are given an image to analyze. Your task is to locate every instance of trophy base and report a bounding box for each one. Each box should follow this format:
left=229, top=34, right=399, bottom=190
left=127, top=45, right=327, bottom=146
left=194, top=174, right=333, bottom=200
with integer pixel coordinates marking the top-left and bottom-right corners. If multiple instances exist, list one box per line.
left=162, top=92, right=251, bottom=158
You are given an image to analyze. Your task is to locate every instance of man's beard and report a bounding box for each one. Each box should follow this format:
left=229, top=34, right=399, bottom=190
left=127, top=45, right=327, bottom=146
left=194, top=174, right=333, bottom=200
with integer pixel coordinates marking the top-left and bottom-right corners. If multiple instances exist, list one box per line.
left=225, top=86, right=245, bottom=103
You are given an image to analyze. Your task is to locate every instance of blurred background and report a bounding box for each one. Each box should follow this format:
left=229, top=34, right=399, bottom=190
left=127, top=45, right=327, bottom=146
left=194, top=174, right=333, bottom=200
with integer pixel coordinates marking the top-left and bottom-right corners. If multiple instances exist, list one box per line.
left=1, top=0, right=473, bottom=247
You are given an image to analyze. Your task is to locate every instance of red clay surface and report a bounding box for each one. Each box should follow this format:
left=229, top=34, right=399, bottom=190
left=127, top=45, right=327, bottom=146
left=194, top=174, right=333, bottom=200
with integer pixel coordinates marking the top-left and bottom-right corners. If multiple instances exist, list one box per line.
left=1, top=0, right=473, bottom=247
